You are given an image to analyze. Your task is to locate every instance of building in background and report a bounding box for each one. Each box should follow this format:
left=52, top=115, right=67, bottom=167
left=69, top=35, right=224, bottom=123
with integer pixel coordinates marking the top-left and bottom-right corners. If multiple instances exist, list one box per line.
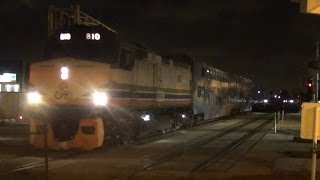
left=0, top=60, right=28, bottom=122
left=0, top=60, right=28, bottom=92
left=0, top=73, right=20, bottom=92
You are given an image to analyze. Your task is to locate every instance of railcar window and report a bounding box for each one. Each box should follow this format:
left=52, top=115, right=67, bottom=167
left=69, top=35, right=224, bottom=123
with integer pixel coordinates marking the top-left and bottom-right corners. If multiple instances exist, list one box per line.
left=201, top=67, right=206, bottom=77
left=197, top=86, right=202, bottom=97
left=216, top=97, right=222, bottom=105
left=201, top=86, right=205, bottom=97
left=209, top=91, right=213, bottom=105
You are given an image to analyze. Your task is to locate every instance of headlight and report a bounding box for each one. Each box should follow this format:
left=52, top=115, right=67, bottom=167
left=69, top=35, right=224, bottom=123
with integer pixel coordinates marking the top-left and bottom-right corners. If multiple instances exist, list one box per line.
left=263, top=99, right=268, bottom=103
left=27, top=92, right=42, bottom=104
left=60, top=67, right=69, bottom=80
left=92, top=91, right=108, bottom=106
left=141, top=114, right=150, bottom=121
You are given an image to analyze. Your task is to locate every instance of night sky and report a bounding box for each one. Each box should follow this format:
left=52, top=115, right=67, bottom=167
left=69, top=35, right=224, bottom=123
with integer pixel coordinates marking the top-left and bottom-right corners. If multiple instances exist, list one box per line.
left=1, top=0, right=320, bottom=91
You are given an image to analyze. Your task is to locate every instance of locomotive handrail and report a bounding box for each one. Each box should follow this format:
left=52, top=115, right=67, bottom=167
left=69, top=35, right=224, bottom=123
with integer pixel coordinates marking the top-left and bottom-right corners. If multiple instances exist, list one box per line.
left=79, top=11, right=117, bottom=33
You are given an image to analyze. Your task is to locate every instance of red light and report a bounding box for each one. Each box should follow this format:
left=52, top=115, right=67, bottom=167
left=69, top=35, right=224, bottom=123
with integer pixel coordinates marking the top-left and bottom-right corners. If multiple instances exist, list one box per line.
left=307, top=78, right=314, bottom=88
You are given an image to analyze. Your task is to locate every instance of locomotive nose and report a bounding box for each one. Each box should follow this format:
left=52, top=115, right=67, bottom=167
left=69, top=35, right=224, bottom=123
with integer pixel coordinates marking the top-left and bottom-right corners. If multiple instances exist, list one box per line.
left=29, top=57, right=111, bottom=106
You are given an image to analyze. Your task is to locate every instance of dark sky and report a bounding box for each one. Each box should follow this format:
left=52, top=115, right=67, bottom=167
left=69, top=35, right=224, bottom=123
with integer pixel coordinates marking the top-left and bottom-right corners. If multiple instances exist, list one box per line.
left=1, top=0, right=320, bottom=91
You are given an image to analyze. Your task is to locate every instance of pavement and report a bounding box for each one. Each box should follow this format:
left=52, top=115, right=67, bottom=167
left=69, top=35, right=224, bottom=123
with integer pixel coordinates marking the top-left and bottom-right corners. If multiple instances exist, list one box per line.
left=195, top=113, right=313, bottom=180
left=2, top=113, right=317, bottom=180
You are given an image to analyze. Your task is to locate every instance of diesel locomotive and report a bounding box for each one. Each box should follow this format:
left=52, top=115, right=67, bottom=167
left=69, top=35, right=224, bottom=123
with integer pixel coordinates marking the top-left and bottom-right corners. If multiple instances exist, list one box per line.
left=27, top=5, right=254, bottom=150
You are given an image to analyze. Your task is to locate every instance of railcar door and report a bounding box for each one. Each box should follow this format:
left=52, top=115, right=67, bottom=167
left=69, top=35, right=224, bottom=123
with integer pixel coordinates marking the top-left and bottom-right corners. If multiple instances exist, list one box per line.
left=208, top=90, right=214, bottom=119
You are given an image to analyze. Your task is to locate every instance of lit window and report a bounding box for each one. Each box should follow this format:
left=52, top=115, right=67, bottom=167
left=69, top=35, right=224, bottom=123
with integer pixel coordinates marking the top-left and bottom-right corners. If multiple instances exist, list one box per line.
left=13, top=84, right=19, bottom=92
left=5, top=84, right=11, bottom=92
left=0, top=73, right=16, bottom=82
left=2, top=84, right=20, bottom=92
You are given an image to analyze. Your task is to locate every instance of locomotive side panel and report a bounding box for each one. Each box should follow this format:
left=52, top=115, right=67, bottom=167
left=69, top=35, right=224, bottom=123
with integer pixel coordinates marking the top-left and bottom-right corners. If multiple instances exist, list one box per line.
left=108, top=50, right=192, bottom=109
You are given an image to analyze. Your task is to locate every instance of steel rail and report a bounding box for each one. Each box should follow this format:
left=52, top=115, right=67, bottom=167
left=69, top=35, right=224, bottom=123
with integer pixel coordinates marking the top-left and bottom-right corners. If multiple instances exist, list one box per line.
left=190, top=117, right=273, bottom=175
left=0, top=149, right=99, bottom=176
left=127, top=113, right=271, bottom=178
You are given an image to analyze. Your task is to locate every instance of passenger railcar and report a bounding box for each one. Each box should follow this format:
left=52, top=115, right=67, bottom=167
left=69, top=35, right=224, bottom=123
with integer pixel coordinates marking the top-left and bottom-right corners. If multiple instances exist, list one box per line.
left=192, top=62, right=253, bottom=122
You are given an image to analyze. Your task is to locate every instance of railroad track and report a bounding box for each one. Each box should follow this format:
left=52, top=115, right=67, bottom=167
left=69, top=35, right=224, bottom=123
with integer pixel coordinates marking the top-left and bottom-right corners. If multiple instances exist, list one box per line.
left=0, top=140, right=118, bottom=176
left=119, top=113, right=272, bottom=178
left=0, top=150, right=90, bottom=176
left=131, top=115, right=234, bottom=146
left=190, top=117, right=274, bottom=175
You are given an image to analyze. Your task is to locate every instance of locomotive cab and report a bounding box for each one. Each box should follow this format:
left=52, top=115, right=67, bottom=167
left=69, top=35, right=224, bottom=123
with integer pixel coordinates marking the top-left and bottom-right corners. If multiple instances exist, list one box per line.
left=28, top=25, right=119, bottom=150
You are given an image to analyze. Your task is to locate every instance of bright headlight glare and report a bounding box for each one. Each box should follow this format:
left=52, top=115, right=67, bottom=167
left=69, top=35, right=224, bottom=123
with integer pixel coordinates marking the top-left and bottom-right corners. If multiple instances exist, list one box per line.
left=27, top=92, right=42, bottom=104
left=92, top=91, right=108, bottom=106
left=61, top=67, right=69, bottom=80
left=141, top=114, right=150, bottom=121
